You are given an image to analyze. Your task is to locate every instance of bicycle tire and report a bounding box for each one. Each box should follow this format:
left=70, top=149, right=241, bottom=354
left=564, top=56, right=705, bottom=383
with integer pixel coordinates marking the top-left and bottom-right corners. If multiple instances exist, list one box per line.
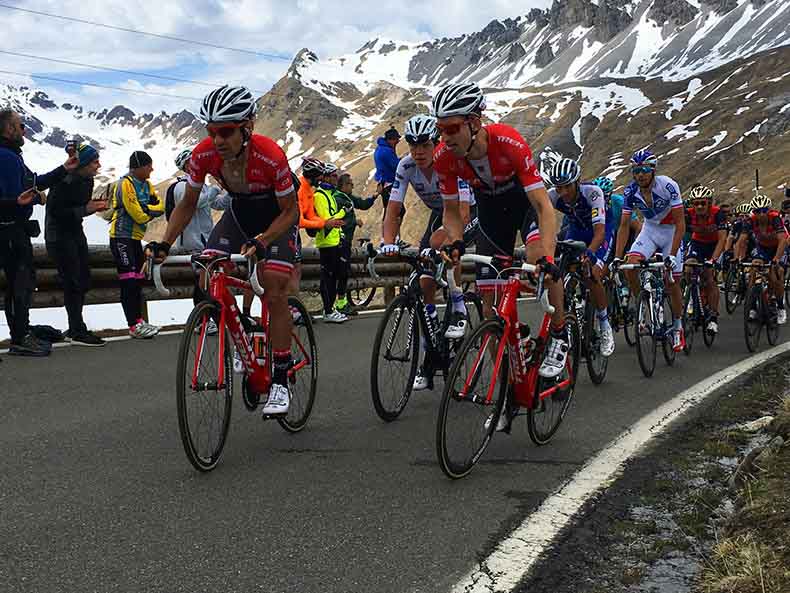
left=347, top=285, right=377, bottom=310
left=583, top=298, right=607, bottom=385
left=464, top=291, right=484, bottom=331
left=785, top=273, right=790, bottom=309
left=436, top=319, right=508, bottom=479
left=370, top=294, right=420, bottom=422
left=176, top=301, right=233, bottom=472
left=528, top=313, right=580, bottom=445
left=724, top=267, right=739, bottom=314
left=766, top=295, right=780, bottom=346
left=278, top=298, right=318, bottom=433
left=682, top=285, right=695, bottom=355
left=744, top=286, right=762, bottom=352
left=662, top=293, right=677, bottom=367
left=636, top=292, right=656, bottom=377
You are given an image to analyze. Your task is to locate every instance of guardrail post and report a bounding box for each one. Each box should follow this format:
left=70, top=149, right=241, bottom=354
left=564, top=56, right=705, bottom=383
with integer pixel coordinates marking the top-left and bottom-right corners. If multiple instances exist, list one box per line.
left=384, top=285, right=395, bottom=305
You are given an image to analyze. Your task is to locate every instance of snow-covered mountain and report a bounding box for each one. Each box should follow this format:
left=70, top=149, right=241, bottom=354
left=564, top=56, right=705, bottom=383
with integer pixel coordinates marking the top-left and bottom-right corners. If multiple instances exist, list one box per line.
left=1, top=84, right=203, bottom=187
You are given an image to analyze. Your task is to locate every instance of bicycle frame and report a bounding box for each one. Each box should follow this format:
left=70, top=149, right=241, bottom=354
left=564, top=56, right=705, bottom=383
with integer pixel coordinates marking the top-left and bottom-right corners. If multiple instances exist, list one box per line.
left=620, top=259, right=673, bottom=338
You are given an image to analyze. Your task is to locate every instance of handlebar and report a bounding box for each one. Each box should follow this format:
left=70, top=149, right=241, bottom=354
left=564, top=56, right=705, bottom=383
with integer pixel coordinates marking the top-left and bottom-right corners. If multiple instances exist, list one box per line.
left=150, top=253, right=265, bottom=298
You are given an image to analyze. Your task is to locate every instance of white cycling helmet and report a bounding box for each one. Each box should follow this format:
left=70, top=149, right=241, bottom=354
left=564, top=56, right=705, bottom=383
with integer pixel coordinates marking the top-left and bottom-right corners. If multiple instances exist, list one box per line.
left=549, top=158, right=581, bottom=187
left=750, top=194, right=772, bottom=211
left=301, top=157, right=324, bottom=179
left=322, top=163, right=338, bottom=175
left=431, top=83, right=485, bottom=118
left=404, top=114, right=438, bottom=144
left=199, top=85, right=257, bottom=124
left=174, top=149, right=193, bottom=171
left=688, top=185, right=714, bottom=201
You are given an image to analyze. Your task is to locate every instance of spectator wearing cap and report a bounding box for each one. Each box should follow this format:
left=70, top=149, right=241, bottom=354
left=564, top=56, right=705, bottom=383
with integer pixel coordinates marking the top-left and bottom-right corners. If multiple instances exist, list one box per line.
left=313, top=164, right=348, bottom=323
left=45, top=144, right=109, bottom=346
left=374, top=126, right=401, bottom=213
left=108, top=150, right=164, bottom=339
left=0, top=108, right=78, bottom=357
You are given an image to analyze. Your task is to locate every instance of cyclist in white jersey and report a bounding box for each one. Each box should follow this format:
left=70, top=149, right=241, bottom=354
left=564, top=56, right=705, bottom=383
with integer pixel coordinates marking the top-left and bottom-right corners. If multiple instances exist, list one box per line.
left=381, top=114, right=476, bottom=391
left=613, top=149, right=686, bottom=352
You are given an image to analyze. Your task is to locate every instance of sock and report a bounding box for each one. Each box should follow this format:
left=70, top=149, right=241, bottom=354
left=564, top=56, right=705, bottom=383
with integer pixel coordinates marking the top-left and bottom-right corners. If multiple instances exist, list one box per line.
left=550, top=322, right=566, bottom=340
left=426, top=303, right=436, bottom=316
left=450, top=289, right=466, bottom=314
left=273, top=349, right=291, bottom=387
left=673, top=318, right=682, bottom=331
left=597, top=308, right=611, bottom=330
left=336, top=296, right=347, bottom=309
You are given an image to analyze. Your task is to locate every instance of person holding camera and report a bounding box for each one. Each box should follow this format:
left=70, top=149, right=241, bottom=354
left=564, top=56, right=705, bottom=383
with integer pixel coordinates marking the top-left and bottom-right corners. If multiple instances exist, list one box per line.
left=108, top=151, right=164, bottom=339
left=0, top=108, right=78, bottom=357
left=45, top=143, right=108, bottom=346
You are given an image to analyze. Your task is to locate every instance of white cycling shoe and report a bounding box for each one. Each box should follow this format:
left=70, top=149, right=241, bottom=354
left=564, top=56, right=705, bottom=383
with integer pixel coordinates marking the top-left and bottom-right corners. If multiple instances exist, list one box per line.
left=444, top=311, right=468, bottom=339
left=778, top=309, right=787, bottom=325
left=599, top=324, right=615, bottom=357
left=539, top=334, right=569, bottom=379
left=263, top=383, right=290, bottom=415
left=413, top=367, right=431, bottom=391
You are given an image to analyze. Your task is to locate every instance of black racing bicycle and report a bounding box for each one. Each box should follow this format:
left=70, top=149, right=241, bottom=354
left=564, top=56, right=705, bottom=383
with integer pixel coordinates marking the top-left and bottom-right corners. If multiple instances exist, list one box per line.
left=368, top=246, right=483, bottom=421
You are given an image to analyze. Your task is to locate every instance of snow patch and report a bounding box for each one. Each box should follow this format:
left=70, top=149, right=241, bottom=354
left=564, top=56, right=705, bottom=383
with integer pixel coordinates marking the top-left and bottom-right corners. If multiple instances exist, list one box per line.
left=698, top=131, right=728, bottom=152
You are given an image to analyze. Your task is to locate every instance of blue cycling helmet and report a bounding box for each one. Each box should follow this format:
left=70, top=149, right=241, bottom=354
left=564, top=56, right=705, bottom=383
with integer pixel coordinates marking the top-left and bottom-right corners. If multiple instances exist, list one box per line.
left=591, top=176, right=614, bottom=198
left=630, top=149, right=658, bottom=169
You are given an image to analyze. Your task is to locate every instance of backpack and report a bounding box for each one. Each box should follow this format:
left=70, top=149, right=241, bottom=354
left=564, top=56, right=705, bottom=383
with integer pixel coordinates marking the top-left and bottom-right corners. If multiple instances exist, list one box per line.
left=97, top=175, right=131, bottom=222
left=165, top=178, right=186, bottom=221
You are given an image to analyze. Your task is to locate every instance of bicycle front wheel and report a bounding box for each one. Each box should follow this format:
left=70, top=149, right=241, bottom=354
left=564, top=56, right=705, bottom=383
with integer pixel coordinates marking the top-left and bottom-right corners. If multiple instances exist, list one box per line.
left=176, top=301, right=233, bottom=472
left=583, top=299, right=607, bottom=385
left=682, top=286, right=695, bottom=355
left=348, top=285, right=377, bottom=310
left=636, top=292, right=656, bottom=377
left=370, top=295, right=420, bottom=421
left=278, top=298, right=318, bottom=433
left=766, top=295, right=780, bottom=346
left=724, top=267, right=740, bottom=314
left=744, top=287, right=762, bottom=352
left=528, top=313, right=580, bottom=445
left=436, top=319, right=508, bottom=479
left=661, top=294, right=677, bottom=367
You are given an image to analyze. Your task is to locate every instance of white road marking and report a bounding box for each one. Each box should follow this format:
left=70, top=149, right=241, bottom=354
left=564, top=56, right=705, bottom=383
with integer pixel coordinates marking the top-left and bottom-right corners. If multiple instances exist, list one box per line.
left=451, top=341, right=790, bottom=593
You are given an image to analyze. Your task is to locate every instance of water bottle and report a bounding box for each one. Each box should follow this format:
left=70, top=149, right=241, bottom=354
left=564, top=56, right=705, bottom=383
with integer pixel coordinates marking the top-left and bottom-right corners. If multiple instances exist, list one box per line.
left=518, top=323, right=534, bottom=374
left=250, top=324, right=267, bottom=367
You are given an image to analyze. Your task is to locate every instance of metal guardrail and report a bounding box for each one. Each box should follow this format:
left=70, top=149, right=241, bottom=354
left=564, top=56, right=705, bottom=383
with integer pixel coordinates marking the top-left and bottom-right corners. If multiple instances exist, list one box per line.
left=0, top=244, right=477, bottom=310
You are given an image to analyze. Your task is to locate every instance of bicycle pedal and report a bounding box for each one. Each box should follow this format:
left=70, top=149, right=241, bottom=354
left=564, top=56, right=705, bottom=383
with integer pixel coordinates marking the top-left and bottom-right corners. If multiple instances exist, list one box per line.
left=261, top=412, right=288, bottom=420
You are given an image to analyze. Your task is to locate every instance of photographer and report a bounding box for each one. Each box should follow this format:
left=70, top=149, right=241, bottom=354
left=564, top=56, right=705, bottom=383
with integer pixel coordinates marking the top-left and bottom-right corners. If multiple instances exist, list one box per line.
left=45, top=144, right=108, bottom=346
left=0, top=108, right=78, bottom=357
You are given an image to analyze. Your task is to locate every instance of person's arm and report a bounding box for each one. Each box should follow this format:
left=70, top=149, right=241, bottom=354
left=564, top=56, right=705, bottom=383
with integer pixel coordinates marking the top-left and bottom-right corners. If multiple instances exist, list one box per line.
left=711, top=210, right=728, bottom=261
left=587, top=186, right=607, bottom=253
left=526, top=187, right=557, bottom=259
left=0, top=153, right=27, bottom=215
left=351, top=193, right=376, bottom=210
left=118, top=179, right=159, bottom=224
left=615, top=209, right=632, bottom=258
left=36, top=165, right=67, bottom=190
left=382, top=200, right=404, bottom=244
left=257, top=191, right=299, bottom=247
left=147, top=184, right=165, bottom=216
left=670, top=207, right=686, bottom=257
left=773, top=218, right=788, bottom=263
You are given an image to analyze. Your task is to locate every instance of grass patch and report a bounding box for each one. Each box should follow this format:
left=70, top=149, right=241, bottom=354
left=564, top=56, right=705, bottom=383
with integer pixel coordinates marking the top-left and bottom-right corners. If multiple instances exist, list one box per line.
left=703, top=440, right=738, bottom=458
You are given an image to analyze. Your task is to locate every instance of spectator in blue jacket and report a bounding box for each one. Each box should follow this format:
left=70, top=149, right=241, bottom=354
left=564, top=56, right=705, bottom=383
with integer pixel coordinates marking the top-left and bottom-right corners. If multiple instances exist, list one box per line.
left=374, top=126, right=401, bottom=215
left=0, top=108, right=78, bottom=356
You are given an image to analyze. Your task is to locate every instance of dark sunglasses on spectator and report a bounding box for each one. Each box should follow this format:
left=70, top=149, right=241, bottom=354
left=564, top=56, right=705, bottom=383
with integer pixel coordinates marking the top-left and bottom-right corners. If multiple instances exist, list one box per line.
left=207, top=123, right=243, bottom=139
left=632, top=166, right=654, bottom=175
left=436, top=122, right=464, bottom=136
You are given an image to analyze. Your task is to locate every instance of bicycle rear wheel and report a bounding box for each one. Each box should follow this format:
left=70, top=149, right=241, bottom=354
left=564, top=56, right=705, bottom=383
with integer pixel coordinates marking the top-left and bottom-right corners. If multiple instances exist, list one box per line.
left=347, top=285, right=377, bottom=310
left=766, top=296, right=780, bottom=346
left=176, top=301, right=233, bottom=472
left=278, top=298, right=318, bottom=433
left=744, top=287, right=762, bottom=352
left=583, top=299, right=607, bottom=385
left=528, top=313, right=580, bottom=445
left=370, top=294, right=420, bottom=421
left=436, top=319, right=508, bottom=479
left=724, top=267, right=740, bottom=314
left=636, top=292, right=656, bottom=377
left=682, top=286, right=695, bottom=355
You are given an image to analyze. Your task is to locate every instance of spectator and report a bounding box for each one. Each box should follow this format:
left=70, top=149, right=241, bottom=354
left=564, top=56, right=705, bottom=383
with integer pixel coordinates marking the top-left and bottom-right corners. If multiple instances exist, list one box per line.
left=109, top=151, right=164, bottom=338
left=313, top=163, right=347, bottom=323
left=168, top=149, right=230, bottom=322
left=0, top=108, right=78, bottom=356
left=333, top=173, right=378, bottom=315
left=45, top=143, right=108, bottom=346
left=374, top=126, right=401, bottom=213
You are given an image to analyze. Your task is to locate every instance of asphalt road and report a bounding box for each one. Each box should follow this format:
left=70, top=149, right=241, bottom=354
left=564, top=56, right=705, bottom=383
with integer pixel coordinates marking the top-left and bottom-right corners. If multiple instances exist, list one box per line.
left=1, top=303, right=786, bottom=593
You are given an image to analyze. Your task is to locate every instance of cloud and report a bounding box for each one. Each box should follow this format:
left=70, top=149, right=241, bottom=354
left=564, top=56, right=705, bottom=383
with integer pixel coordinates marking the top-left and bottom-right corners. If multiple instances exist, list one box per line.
left=0, top=0, right=554, bottom=112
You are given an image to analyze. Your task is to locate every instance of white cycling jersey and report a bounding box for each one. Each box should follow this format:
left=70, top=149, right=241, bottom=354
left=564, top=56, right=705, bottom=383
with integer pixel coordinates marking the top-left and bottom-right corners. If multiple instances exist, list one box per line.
left=390, top=155, right=474, bottom=211
left=622, top=175, right=683, bottom=226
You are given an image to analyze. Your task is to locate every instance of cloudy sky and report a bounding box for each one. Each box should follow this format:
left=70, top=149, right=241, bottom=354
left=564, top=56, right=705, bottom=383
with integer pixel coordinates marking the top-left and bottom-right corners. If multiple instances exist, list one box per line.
left=0, top=0, right=552, bottom=114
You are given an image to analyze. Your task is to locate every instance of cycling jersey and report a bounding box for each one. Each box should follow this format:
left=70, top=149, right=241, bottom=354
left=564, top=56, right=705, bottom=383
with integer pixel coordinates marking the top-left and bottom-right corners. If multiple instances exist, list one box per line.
left=622, top=175, right=683, bottom=225
left=743, top=211, right=788, bottom=249
left=187, top=134, right=297, bottom=276
left=434, top=123, right=544, bottom=289
left=390, top=155, right=474, bottom=211
left=548, top=183, right=606, bottom=231
left=685, top=206, right=726, bottom=244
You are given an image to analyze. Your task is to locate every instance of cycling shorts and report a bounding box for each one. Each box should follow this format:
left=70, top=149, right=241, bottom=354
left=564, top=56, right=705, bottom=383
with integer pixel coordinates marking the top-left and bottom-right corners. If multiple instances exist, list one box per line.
left=687, top=240, right=716, bottom=262
left=627, top=223, right=684, bottom=276
left=205, top=199, right=297, bottom=277
left=750, top=244, right=779, bottom=263
left=109, top=238, right=144, bottom=280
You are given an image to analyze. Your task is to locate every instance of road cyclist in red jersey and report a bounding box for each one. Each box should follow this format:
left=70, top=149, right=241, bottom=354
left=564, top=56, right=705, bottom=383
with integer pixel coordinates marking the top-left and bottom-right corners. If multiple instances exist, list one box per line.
left=431, top=82, right=568, bottom=379
left=149, top=85, right=300, bottom=416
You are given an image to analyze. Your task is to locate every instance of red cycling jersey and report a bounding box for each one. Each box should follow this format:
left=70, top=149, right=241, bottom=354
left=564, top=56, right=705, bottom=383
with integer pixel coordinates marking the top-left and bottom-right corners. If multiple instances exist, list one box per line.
left=744, top=211, right=788, bottom=248
left=433, top=123, right=545, bottom=199
left=187, top=134, right=294, bottom=198
left=686, top=205, right=726, bottom=244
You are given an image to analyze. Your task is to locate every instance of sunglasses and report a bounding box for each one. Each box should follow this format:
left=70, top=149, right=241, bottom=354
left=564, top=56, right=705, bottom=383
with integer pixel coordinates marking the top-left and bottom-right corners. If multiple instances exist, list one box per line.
left=692, top=200, right=709, bottom=207
left=631, top=166, right=655, bottom=175
left=207, top=122, right=243, bottom=139
left=405, top=135, right=434, bottom=146
left=436, top=122, right=464, bottom=136
left=753, top=207, right=770, bottom=214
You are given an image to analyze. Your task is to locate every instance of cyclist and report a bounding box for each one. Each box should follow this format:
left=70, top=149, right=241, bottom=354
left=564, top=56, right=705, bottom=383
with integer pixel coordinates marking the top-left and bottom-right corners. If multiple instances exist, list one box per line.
left=684, top=185, right=727, bottom=334
left=613, top=149, right=686, bottom=352
left=431, top=82, right=567, bottom=379
left=738, top=194, right=788, bottom=325
left=381, top=113, right=476, bottom=390
left=151, top=85, right=299, bottom=416
left=723, top=202, right=753, bottom=263
left=548, top=159, right=614, bottom=357
left=592, top=176, right=641, bottom=254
